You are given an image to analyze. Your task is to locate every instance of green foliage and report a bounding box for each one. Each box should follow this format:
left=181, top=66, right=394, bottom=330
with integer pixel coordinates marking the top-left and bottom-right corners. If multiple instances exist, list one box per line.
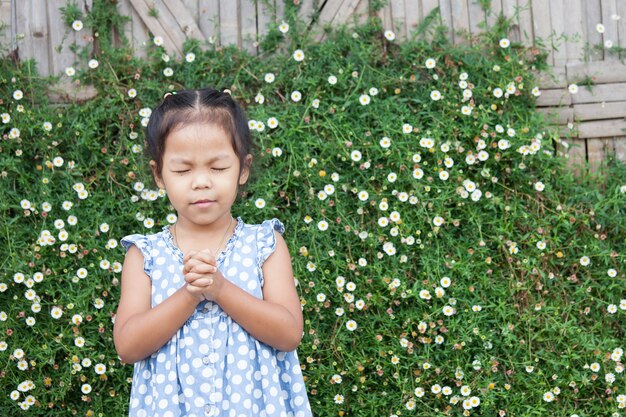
left=1, top=3, right=625, bottom=417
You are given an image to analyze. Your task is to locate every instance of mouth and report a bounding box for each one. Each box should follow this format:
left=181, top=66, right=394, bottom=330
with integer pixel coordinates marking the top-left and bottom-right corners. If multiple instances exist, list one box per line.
left=192, top=199, right=216, bottom=207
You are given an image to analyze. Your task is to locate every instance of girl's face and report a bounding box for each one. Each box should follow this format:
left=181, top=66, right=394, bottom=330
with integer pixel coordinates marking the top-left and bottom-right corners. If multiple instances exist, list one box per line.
left=151, top=122, right=251, bottom=229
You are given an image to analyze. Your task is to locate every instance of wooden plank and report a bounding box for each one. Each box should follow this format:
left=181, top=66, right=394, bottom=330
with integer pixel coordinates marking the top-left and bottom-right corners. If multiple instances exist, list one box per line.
left=151, top=0, right=187, bottom=54
left=354, top=0, right=369, bottom=26
left=530, top=0, right=553, bottom=65
left=297, top=0, right=317, bottom=25
left=501, top=0, right=520, bottom=42
left=566, top=61, right=626, bottom=84
left=240, top=0, right=257, bottom=53
left=584, top=0, right=604, bottom=61
left=128, top=0, right=181, bottom=56
left=548, top=0, right=567, bottom=66
left=117, top=0, right=150, bottom=58
left=587, top=138, right=613, bottom=174
left=335, top=0, right=362, bottom=24
left=0, top=0, right=11, bottom=52
left=198, top=0, right=220, bottom=44
left=75, top=0, right=94, bottom=58
left=578, top=119, right=626, bottom=139
left=436, top=0, right=455, bottom=41
left=450, top=0, right=470, bottom=44
left=562, top=0, right=584, bottom=63
left=486, top=0, right=503, bottom=29
left=390, top=0, right=407, bottom=40
left=618, top=0, right=626, bottom=59
left=181, top=0, right=199, bottom=17
left=537, top=106, right=574, bottom=125
left=535, top=88, right=572, bottom=107
left=377, top=1, right=393, bottom=36
left=571, top=83, right=626, bottom=104
left=517, top=0, right=534, bottom=44
left=467, top=0, right=485, bottom=38
left=614, top=137, right=626, bottom=162
left=574, top=101, right=626, bottom=121
left=47, top=0, right=75, bottom=76
left=562, top=138, right=587, bottom=176
left=218, top=0, right=238, bottom=46
left=162, top=0, right=207, bottom=42
left=600, top=0, right=619, bottom=61
left=26, top=0, right=52, bottom=75
left=535, top=65, right=567, bottom=88
left=404, top=0, right=421, bottom=37
left=256, top=0, right=273, bottom=40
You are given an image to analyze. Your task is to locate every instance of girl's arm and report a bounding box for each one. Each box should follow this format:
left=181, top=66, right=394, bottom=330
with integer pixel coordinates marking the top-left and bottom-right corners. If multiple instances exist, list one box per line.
left=113, top=245, right=201, bottom=364
left=186, top=232, right=303, bottom=351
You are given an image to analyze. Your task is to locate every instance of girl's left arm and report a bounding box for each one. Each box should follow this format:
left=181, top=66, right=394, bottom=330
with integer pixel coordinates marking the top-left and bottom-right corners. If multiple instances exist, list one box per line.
left=213, top=232, right=303, bottom=351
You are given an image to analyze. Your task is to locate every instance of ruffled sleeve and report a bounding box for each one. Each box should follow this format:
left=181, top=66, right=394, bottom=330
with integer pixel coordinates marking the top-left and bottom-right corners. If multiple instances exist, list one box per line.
left=120, top=234, right=153, bottom=276
left=256, top=218, right=285, bottom=268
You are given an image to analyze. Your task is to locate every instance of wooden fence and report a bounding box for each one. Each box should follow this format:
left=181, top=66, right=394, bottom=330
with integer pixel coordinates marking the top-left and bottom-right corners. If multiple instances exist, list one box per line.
left=2, top=0, right=626, bottom=173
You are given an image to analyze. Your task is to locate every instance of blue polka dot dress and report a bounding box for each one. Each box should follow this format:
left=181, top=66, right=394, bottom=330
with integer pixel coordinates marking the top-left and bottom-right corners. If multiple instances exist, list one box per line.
left=120, top=218, right=312, bottom=417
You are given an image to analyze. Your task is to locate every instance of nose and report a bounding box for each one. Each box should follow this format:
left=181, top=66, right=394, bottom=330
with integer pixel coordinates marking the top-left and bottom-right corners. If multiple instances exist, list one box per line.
left=192, top=171, right=213, bottom=189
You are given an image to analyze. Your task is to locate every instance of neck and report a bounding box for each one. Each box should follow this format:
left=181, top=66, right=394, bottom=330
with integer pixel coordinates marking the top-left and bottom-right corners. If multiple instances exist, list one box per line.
left=172, top=216, right=234, bottom=255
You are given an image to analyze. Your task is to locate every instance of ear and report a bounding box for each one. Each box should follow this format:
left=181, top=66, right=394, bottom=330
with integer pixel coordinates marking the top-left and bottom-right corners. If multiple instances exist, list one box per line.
left=238, top=154, right=253, bottom=185
left=150, top=160, right=165, bottom=189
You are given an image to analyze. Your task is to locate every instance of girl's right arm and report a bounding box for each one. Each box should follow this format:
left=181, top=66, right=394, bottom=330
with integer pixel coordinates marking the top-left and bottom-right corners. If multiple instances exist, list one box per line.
left=113, top=245, right=201, bottom=364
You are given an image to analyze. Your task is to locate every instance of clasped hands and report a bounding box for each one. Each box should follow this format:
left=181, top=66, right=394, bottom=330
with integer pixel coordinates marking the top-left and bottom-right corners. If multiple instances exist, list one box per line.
left=182, top=249, right=224, bottom=302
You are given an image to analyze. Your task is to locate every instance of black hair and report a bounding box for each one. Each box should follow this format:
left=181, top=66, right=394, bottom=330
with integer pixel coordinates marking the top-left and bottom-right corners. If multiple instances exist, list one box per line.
left=146, top=88, right=253, bottom=175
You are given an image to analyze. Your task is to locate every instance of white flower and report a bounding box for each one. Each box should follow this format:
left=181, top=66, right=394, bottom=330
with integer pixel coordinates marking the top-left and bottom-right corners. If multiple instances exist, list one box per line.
left=88, top=59, right=99, bottom=69
left=271, top=147, right=282, bottom=157
left=311, top=98, right=320, bottom=108
left=384, top=30, right=396, bottom=41
left=81, top=384, right=92, bottom=394
left=163, top=67, right=173, bottom=77
left=255, top=198, right=266, bottom=209
left=493, top=87, right=503, bottom=98
left=65, top=67, right=75, bottom=77
left=290, top=91, right=302, bottom=102
left=94, top=363, right=107, bottom=375
left=13, top=90, right=23, bottom=100
left=328, top=75, right=337, bottom=85
left=369, top=87, right=379, bottom=96
left=292, top=49, right=305, bottom=62
left=580, top=256, right=590, bottom=266
left=425, top=58, right=436, bottom=69
left=568, top=84, right=579, bottom=94
left=346, top=320, right=358, bottom=331
left=607, top=268, right=617, bottom=277
left=72, top=20, right=83, bottom=31
left=185, top=52, right=196, bottom=62
left=532, top=86, right=541, bottom=97
left=350, top=150, right=362, bottom=162
left=499, top=38, right=510, bottom=48
left=264, top=73, right=275, bottom=83
left=433, top=216, right=444, bottom=226
left=402, top=123, right=413, bottom=134
left=461, top=105, right=472, bottom=115
left=543, top=392, right=554, bottom=402
left=359, top=94, right=371, bottom=105
left=128, top=88, right=137, bottom=98
left=605, top=40, right=613, bottom=48
left=317, top=220, right=329, bottom=231
left=153, top=36, right=164, bottom=46
left=278, top=21, right=289, bottom=33
left=596, top=23, right=605, bottom=33
left=430, top=90, right=442, bottom=101
left=1, top=113, right=10, bottom=123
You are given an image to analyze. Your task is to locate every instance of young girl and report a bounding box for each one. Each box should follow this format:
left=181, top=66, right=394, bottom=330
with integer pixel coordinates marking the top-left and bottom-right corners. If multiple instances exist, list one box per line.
left=114, top=88, right=312, bottom=417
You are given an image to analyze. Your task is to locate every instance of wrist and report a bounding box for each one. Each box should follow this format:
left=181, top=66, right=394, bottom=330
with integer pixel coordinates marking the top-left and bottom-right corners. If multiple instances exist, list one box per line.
left=182, top=283, right=204, bottom=304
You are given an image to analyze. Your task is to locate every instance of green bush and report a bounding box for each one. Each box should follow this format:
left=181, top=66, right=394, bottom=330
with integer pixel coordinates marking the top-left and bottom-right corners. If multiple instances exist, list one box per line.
left=1, top=3, right=625, bottom=416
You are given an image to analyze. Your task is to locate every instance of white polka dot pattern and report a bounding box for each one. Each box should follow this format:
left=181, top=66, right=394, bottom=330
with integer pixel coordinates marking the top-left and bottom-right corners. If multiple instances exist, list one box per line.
left=121, top=218, right=312, bottom=416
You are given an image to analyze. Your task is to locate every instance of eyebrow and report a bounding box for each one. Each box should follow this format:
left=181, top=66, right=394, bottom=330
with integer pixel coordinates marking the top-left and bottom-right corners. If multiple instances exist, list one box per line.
left=169, top=154, right=231, bottom=164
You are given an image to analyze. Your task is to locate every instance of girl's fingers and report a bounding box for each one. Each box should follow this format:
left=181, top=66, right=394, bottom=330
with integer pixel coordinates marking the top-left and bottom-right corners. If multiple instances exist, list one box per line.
left=184, top=273, right=214, bottom=287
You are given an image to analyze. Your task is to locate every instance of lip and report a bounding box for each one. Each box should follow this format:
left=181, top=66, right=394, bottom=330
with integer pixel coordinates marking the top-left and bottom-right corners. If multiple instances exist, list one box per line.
left=192, top=199, right=216, bottom=208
